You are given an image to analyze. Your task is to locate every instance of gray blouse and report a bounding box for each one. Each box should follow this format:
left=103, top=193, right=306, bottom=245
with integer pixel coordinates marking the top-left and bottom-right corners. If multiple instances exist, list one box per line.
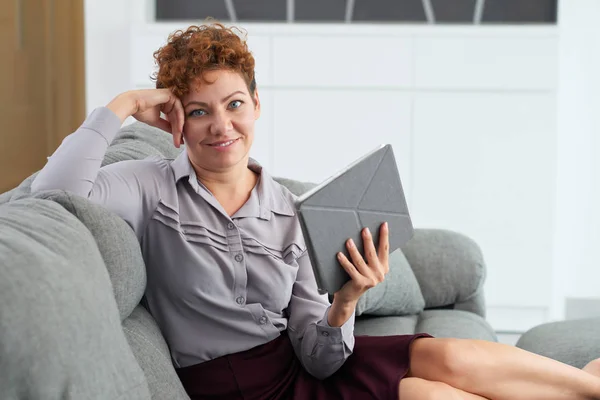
left=31, top=107, right=355, bottom=379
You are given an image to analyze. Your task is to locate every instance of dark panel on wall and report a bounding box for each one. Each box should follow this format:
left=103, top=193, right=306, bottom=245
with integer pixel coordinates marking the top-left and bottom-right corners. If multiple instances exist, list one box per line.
left=154, top=0, right=558, bottom=24
left=482, top=0, right=557, bottom=23
left=232, top=0, right=286, bottom=21
left=431, top=0, right=477, bottom=23
left=156, top=0, right=230, bottom=21
left=353, top=0, right=427, bottom=22
left=295, top=0, right=347, bottom=22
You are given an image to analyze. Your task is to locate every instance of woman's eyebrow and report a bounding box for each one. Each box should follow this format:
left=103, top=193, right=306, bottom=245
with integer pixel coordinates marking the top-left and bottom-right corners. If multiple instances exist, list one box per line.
left=184, top=90, right=245, bottom=109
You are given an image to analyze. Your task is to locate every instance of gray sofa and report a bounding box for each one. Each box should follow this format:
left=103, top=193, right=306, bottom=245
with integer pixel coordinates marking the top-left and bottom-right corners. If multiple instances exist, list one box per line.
left=0, top=122, right=496, bottom=399
left=517, top=318, right=600, bottom=369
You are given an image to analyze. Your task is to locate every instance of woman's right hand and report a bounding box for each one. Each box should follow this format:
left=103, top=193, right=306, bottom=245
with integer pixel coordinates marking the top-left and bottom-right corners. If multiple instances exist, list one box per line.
left=106, top=89, right=185, bottom=148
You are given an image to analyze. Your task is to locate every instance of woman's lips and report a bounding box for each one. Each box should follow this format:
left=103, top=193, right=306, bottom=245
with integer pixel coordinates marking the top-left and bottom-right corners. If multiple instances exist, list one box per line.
left=207, top=137, right=240, bottom=150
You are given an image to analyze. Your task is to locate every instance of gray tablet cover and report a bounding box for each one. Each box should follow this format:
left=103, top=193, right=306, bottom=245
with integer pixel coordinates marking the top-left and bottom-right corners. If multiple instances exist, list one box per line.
left=294, top=144, right=414, bottom=295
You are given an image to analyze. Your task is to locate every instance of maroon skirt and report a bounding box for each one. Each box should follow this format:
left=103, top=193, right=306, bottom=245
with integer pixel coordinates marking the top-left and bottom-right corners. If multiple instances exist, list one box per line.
left=176, top=331, right=432, bottom=400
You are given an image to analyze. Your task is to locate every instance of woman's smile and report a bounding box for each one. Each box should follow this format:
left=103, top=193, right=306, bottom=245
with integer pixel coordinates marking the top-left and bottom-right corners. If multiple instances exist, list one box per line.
left=206, top=137, right=241, bottom=151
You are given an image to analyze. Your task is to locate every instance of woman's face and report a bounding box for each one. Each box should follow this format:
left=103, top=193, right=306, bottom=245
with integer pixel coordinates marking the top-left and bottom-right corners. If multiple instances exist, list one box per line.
left=181, top=69, right=260, bottom=174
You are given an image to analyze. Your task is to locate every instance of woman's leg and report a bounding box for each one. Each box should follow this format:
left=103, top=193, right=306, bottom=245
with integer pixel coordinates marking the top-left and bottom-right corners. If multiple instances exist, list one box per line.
left=585, top=359, right=600, bottom=378
left=399, top=377, right=489, bottom=400
left=406, top=337, right=600, bottom=400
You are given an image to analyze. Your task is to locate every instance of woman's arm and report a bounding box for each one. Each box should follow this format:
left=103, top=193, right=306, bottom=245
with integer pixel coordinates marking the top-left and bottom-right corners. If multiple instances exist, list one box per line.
left=31, top=89, right=185, bottom=235
left=285, top=252, right=356, bottom=380
left=286, top=223, right=390, bottom=380
left=32, top=107, right=124, bottom=197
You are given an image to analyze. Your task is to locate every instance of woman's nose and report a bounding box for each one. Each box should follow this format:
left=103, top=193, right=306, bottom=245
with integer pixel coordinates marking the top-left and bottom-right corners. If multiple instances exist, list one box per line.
left=209, top=111, right=232, bottom=136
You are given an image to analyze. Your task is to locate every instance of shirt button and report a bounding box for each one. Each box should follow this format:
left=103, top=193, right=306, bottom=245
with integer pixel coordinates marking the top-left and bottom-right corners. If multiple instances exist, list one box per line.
left=236, top=296, right=245, bottom=305
left=227, top=222, right=235, bottom=230
left=259, top=316, right=268, bottom=325
left=321, top=331, right=330, bottom=337
left=235, top=253, right=244, bottom=262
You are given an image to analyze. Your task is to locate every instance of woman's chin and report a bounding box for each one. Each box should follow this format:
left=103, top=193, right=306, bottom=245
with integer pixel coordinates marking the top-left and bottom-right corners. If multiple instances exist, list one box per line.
left=199, top=155, right=248, bottom=172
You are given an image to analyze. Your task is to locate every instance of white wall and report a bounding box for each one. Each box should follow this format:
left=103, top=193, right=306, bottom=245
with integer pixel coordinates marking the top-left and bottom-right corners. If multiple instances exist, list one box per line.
left=551, top=0, right=600, bottom=320
left=83, top=0, right=150, bottom=113
left=84, top=0, right=130, bottom=112
left=85, top=0, right=564, bottom=332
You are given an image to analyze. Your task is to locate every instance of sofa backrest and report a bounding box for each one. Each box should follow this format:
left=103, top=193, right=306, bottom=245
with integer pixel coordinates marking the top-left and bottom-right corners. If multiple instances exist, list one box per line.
left=0, top=198, right=151, bottom=399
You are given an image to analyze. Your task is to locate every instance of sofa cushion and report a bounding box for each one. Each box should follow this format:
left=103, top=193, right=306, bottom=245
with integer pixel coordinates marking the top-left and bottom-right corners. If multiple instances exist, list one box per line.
left=123, top=306, right=190, bottom=400
left=32, top=190, right=146, bottom=322
left=0, top=199, right=150, bottom=399
left=273, top=176, right=315, bottom=197
left=355, top=315, right=420, bottom=336
left=355, top=249, right=425, bottom=316
left=355, top=310, right=497, bottom=342
left=415, top=310, right=497, bottom=341
left=103, top=121, right=182, bottom=166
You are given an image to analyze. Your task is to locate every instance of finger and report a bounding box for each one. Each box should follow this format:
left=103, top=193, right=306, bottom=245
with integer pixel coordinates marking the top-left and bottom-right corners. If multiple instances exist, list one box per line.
left=362, top=228, right=378, bottom=266
left=162, top=95, right=183, bottom=148
left=161, top=100, right=175, bottom=115
left=164, top=104, right=179, bottom=143
left=378, top=222, right=390, bottom=268
left=140, top=88, right=173, bottom=110
left=363, top=227, right=386, bottom=281
left=151, top=117, right=173, bottom=135
left=132, top=89, right=174, bottom=124
left=337, top=252, right=364, bottom=282
left=177, top=97, right=185, bottom=132
left=346, top=238, right=370, bottom=276
left=174, top=97, right=186, bottom=147
left=166, top=95, right=185, bottom=147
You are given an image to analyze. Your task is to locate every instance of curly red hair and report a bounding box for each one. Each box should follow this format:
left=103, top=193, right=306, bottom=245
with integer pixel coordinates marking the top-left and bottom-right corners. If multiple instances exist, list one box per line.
left=152, top=23, right=256, bottom=98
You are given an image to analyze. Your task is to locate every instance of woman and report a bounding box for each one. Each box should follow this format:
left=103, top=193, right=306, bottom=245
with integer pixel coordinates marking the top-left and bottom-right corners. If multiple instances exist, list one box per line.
left=32, top=23, right=600, bottom=400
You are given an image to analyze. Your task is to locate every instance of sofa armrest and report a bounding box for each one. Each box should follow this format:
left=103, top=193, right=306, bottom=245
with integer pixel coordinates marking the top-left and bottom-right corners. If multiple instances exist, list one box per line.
left=401, top=229, right=487, bottom=318
left=516, top=319, right=600, bottom=368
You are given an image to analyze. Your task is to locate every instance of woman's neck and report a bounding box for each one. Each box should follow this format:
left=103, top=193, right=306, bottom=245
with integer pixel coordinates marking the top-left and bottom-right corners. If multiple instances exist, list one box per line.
left=192, top=160, right=258, bottom=202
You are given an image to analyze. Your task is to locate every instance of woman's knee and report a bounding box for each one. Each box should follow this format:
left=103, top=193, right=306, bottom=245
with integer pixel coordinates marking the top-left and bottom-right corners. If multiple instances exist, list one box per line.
left=409, top=338, right=490, bottom=386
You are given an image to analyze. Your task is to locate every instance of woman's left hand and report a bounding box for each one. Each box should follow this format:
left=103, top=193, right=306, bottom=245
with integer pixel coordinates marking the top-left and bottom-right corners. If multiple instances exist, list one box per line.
left=334, top=222, right=390, bottom=305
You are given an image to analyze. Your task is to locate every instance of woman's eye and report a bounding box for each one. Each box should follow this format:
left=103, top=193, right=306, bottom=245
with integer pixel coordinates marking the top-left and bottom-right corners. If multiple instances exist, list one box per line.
left=229, top=100, right=243, bottom=109
left=188, top=109, right=206, bottom=117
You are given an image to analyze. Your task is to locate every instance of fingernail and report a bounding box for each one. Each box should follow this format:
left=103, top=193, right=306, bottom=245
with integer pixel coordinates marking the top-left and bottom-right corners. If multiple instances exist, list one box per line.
left=384, top=222, right=389, bottom=229
left=337, top=252, right=343, bottom=259
left=348, top=239, right=354, bottom=247
left=365, top=228, right=371, bottom=236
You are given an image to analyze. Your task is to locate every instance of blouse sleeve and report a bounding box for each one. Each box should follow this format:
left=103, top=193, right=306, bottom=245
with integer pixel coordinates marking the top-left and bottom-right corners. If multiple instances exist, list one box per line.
left=31, top=107, right=166, bottom=237
left=286, top=251, right=355, bottom=380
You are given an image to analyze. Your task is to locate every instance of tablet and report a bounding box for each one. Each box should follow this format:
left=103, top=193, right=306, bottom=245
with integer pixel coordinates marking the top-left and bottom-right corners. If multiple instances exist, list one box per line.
left=294, top=144, right=414, bottom=295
